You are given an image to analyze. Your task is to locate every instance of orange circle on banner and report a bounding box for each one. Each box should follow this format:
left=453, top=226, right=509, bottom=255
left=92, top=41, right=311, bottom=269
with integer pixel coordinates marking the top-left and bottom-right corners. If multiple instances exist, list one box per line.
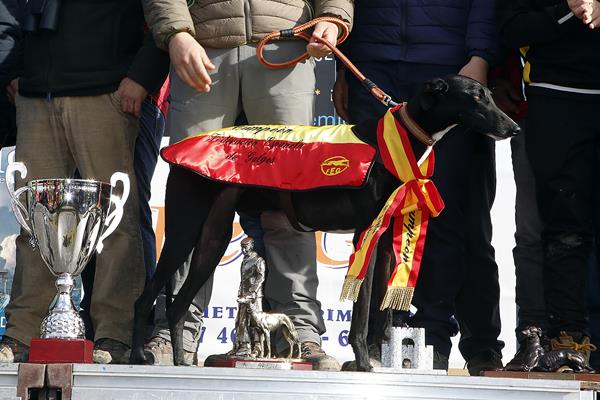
left=320, top=156, right=350, bottom=176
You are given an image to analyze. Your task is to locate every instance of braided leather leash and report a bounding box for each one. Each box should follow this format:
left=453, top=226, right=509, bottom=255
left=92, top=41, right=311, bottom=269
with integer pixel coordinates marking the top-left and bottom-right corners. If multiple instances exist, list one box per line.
left=257, top=16, right=399, bottom=107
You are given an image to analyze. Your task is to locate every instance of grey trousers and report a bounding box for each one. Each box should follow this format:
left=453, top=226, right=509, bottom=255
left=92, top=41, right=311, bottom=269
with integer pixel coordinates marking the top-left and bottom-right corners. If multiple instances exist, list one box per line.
left=153, top=42, right=326, bottom=352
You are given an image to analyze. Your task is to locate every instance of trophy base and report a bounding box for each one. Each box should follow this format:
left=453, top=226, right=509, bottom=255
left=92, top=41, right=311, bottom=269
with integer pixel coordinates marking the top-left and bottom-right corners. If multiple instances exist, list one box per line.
left=29, top=338, right=94, bottom=364
left=205, top=355, right=313, bottom=370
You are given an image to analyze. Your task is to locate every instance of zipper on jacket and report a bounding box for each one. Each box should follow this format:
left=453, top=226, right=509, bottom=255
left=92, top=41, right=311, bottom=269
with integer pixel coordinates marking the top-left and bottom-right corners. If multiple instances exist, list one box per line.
left=244, top=0, right=252, bottom=44
left=400, top=0, right=407, bottom=58
left=303, top=0, right=314, bottom=19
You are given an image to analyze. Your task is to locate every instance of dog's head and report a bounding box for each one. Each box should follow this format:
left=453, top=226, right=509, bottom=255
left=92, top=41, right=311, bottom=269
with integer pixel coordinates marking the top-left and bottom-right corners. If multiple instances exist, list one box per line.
left=521, top=326, right=542, bottom=340
left=413, top=75, right=520, bottom=140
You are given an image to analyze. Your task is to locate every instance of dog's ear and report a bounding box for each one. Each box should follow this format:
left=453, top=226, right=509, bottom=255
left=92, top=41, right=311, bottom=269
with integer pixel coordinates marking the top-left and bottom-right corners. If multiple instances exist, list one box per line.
left=420, top=77, right=449, bottom=110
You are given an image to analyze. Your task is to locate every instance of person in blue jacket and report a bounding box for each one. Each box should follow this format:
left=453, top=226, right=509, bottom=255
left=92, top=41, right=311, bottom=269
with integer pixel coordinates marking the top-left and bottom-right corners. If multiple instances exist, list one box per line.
left=333, top=0, right=503, bottom=374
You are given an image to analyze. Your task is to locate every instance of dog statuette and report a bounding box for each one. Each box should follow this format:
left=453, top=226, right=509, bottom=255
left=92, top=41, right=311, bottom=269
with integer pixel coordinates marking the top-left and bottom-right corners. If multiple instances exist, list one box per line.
left=210, top=237, right=304, bottom=369
left=374, top=327, right=446, bottom=375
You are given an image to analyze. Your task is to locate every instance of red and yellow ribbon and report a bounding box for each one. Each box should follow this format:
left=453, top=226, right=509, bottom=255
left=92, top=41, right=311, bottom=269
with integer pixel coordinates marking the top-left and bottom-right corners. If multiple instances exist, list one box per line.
left=340, top=104, right=445, bottom=310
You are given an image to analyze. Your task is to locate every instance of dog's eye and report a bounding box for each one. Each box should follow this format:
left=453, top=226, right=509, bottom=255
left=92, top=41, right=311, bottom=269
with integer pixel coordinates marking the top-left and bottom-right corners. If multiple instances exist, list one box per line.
left=473, top=95, right=480, bottom=101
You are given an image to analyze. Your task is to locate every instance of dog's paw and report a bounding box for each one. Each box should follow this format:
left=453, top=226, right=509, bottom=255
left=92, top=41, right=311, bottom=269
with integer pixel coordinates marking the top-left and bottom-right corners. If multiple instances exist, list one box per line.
left=127, top=348, right=147, bottom=365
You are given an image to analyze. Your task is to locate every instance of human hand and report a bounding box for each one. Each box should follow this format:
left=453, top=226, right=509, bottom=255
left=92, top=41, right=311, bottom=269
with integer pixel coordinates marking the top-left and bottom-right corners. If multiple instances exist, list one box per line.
left=585, top=0, right=600, bottom=27
left=306, top=21, right=339, bottom=58
left=117, top=77, right=148, bottom=117
left=568, top=0, right=595, bottom=23
left=489, top=79, right=521, bottom=116
left=332, top=68, right=349, bottom=122
left=458, top=56, right=488, bottom=86
left=169, top=32, right=215, bottom=92
left=6, top=79, right=18, bottom=105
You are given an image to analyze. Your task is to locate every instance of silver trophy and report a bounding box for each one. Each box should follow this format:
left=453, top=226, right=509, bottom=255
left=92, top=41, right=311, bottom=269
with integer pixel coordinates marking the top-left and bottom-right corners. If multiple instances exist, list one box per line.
left=5, top=162, right=129, bottom=339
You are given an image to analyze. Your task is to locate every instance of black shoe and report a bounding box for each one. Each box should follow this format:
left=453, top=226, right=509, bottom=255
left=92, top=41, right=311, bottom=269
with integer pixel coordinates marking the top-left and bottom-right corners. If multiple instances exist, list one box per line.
left=466, top=350, right=503, bottom=376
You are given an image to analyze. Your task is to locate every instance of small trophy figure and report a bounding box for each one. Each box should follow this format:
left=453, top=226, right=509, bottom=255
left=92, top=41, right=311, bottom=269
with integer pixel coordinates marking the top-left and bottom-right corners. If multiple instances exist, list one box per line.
left=229, top=237, right=266, bottom=357
left=205, top=237, right=305, bottom=369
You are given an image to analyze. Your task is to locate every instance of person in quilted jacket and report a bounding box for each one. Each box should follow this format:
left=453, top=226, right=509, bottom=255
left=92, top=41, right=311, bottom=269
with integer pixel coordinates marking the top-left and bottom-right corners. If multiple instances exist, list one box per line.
left=141, top=0, right=353, bottom=370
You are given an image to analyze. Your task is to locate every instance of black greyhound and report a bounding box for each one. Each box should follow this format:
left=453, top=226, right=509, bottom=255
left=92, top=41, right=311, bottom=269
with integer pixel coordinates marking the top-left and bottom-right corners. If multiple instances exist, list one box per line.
left=129, top=75, right=520, bottom=369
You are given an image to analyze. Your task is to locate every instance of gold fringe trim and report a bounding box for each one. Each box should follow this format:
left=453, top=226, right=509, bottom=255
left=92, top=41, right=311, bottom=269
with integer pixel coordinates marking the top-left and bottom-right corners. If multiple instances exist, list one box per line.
left=339, top=277, right=363, bottom=302
left=380, top=286, right=414, bottom=311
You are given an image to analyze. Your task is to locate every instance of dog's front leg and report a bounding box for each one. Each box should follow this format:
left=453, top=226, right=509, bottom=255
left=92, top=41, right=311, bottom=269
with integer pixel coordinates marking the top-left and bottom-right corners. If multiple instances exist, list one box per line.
left=348, top=240, right=376, bottom=371
left=130, top=168, right=211, bottom=365
left=167, top=186, right=242, bottom=365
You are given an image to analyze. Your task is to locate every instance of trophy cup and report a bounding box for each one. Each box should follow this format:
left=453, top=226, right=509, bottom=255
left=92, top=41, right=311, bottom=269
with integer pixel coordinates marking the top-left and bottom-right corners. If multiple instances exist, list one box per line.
left=205, top=237, right=311, bottom=370
left=5, top=162, right=129, bottom=363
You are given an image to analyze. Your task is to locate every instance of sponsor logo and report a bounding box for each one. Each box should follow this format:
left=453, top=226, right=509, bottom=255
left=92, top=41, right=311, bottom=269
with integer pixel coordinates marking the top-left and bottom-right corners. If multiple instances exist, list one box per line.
left=320, top=156, right=349, bottom=176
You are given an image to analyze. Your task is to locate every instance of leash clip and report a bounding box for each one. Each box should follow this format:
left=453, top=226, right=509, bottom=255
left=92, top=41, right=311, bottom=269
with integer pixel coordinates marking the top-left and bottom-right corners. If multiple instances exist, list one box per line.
left=380, top=95, right=398, bottom=108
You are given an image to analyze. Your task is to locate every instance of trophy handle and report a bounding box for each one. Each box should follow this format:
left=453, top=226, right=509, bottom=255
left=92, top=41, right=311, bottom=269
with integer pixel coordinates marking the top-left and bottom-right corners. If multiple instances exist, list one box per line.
left=5, top=162, right=33, bottom=236
left=96, top=172, right=130, bottom=253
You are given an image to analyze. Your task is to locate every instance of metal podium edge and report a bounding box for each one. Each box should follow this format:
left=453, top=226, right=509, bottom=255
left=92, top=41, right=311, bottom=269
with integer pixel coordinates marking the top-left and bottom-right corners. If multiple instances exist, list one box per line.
left=71, top=364, right=594, bottom=400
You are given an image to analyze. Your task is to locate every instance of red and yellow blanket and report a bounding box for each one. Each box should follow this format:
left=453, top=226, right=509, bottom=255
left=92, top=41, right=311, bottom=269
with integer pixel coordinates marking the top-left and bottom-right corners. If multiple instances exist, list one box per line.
left=162, top=104, right=444, bottom=311
left=161, top=124, right=376, bottom=191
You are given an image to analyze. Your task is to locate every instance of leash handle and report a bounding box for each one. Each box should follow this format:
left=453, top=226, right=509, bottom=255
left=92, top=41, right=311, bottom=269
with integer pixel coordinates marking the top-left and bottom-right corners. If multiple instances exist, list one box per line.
left=257, top=16, right=398, bottom=108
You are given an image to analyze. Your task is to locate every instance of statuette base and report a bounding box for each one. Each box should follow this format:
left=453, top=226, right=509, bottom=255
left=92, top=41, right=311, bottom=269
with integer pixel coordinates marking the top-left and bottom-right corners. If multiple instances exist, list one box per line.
left=205, top=355, right=312, bottom=370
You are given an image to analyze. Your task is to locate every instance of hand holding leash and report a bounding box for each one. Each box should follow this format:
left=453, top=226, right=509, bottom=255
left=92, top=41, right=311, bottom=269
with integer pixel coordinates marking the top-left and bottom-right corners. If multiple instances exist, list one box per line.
left=257, top=17, right=398, bottom=107
left=306, top=21, right=339, bottom=58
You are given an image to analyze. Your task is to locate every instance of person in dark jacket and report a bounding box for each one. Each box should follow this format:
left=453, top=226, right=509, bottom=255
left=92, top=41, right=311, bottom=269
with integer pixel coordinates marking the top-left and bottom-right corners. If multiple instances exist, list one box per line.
left=0, top=0, right=22, bottom=148
left=0, top=0, right=169, bottom=364
left=333, top=0, right=504, bottom=374
left=498, top=0, right=600, bottom=371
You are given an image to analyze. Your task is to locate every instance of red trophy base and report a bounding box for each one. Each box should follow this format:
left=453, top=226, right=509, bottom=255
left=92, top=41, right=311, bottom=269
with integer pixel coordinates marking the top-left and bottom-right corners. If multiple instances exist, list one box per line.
left=205, top=355, right=313, bottom=370
left=28, top=338, right=94, bottom=364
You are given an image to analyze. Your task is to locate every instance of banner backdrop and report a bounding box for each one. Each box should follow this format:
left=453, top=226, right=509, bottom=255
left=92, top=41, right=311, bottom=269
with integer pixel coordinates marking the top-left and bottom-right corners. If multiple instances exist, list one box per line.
left=0, top=56, right=518, bottom=367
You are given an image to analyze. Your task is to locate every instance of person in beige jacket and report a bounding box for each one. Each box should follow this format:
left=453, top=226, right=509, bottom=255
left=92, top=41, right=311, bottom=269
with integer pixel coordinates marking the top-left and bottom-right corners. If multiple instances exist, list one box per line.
left=141, top=0, right=353, bottom=370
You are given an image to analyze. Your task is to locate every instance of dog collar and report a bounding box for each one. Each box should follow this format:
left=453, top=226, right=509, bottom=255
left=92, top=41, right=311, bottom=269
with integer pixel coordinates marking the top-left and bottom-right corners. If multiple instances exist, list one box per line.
left=397, top=103, right=435, bottom=146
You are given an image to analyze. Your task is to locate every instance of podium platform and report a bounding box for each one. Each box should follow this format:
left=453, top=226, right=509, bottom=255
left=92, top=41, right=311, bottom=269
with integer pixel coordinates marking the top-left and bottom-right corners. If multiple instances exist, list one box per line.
left=0, top=363, right=597, bottom=400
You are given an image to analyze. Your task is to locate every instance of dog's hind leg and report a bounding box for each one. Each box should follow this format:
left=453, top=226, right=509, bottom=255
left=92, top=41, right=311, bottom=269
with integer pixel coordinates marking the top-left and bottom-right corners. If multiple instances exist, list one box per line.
left=130, top=168, right=213, bottom=364
left=348, top=238, right=376, bottom=371
left=167, top=186, right=242, bottom=365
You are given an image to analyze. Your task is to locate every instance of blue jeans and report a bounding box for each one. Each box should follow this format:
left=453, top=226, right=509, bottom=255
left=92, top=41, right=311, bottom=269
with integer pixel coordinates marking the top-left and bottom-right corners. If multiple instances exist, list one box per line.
left=135, top=98, right=166, bottom=278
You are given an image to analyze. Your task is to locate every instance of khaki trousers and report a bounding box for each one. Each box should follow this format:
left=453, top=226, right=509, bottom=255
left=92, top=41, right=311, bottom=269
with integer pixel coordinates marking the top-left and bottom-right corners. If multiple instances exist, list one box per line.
left=5, top=93, right=145, bottom=346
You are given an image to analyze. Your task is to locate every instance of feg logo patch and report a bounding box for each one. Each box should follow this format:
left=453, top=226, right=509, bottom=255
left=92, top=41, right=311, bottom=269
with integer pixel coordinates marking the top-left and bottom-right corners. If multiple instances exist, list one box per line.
left=320, top=156, right=350, bottom=176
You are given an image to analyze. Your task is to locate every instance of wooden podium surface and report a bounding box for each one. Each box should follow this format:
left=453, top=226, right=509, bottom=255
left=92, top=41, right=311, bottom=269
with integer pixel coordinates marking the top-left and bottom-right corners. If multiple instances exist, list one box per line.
left=483, top=370, right=600, bottom=390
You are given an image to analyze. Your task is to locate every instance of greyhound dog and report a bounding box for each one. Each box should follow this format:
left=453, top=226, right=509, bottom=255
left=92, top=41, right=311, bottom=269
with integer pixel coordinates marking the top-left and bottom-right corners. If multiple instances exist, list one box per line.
left=129, top=75, right=520, bottom=369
